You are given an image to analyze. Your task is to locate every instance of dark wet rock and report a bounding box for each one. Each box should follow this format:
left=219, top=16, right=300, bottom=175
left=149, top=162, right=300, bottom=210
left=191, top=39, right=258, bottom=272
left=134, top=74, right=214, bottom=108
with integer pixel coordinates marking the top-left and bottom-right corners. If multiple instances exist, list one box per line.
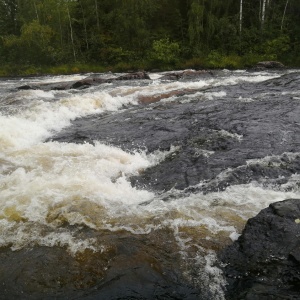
left=18, top=84, right=35, bottom=90
left=17, top=72, right=151, bottom=91
left=181, top=69, right=214, bottom=80
left=160, top=70, right=213, bottom=81
left=18, top=81, right=75, bottom=91
left=219, top=198, right=300, bottom=300
left=0, top=229, right=204, bottom=299
left=249, top=61, right=285, bottom=71
left=160, top=72, right=182, bottom=81
left=70, top=78, right=94, bottom=89
left=138, top=88, right=198, bottom=104
left=116, top=71, right=151, bottom=81
left=50, top=71, right=300, bottom=193
left=256, top=61, right=285, bottom=69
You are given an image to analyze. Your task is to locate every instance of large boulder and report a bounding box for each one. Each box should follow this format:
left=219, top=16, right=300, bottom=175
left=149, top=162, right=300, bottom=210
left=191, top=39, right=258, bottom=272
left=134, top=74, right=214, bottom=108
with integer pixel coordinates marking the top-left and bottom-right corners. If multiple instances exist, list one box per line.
left=160, top=70, right=213, bottom=81
left=219, top=199, right=300, bottom=299
left=251, top=61, right=285, bottom=71
left=115, top=71, right=151, bottom=81
left=256, top=61, right=285, bottom=68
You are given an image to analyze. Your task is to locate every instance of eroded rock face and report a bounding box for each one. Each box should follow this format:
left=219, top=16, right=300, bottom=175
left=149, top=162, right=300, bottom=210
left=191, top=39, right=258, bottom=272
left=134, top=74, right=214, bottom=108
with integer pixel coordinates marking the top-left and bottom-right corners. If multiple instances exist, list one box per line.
left=219, top=198, right=300, bottom=300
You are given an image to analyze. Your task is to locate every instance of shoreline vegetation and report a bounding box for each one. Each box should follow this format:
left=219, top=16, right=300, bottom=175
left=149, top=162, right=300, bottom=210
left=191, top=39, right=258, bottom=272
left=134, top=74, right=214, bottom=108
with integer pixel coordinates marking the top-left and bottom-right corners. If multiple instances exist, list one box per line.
left=0, top=55, right=297, bottom=78
left=0, top=1, right=299, bottom=77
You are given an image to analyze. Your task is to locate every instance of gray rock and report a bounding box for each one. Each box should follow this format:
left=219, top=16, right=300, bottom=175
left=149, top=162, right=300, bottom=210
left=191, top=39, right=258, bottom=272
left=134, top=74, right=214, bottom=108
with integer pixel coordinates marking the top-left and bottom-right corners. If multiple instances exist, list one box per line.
left=50, top=72, right=300, bottom=194
left=251, top=61, right=285, bottom=71
left=219, top=198, right=300, bottom=300
left=160, top=70, right=213, bottom=81
left=256, top=61, right=285, bottom=68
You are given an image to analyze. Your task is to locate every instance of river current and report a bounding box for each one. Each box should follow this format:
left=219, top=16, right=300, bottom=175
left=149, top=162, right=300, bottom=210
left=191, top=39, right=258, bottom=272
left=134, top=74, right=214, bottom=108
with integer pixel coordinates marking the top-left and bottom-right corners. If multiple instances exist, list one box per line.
left=0, top=69, right=300, bottom=299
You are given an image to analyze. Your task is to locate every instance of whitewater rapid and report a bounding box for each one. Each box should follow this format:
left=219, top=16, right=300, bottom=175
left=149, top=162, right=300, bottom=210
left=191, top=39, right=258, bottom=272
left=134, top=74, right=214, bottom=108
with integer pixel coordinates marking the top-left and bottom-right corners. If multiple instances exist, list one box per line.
left=1, top=69, right=300, bottom=299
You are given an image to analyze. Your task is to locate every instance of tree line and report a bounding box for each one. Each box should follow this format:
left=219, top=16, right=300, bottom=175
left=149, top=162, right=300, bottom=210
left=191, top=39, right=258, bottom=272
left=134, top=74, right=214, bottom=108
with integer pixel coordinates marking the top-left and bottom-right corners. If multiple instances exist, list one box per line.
left=0, top=0, right=299, bottom=73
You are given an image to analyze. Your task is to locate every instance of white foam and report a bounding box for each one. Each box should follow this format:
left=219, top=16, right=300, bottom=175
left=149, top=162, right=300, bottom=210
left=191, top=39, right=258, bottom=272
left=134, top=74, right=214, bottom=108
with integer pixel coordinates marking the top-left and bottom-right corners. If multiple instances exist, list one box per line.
left=246, top=152, right=300, bottom=167
left=203, top=251, right=226, bottom=300
left=0, top=71, right=299, bottom=264
left=0, top=90, right=140, bottom=152
left=27, top=74, right=87, bottom=84
left=215, top=129, right=243, bottom=141
left=0, top=219, right=99, bottom=254
left=0, top=140, right=185, bottom=252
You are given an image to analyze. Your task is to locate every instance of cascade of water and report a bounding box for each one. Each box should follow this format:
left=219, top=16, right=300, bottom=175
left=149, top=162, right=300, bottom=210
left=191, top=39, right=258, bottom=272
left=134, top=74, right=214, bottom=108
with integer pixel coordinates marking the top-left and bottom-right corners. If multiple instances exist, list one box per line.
left=0, top=69, right=299, bottom=299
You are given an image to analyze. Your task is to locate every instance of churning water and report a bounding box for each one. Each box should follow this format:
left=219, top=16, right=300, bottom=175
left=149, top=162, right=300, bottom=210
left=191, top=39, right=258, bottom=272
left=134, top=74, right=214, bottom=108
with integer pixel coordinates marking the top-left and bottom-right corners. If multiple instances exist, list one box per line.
left=0, top=69, right=300, bottom=299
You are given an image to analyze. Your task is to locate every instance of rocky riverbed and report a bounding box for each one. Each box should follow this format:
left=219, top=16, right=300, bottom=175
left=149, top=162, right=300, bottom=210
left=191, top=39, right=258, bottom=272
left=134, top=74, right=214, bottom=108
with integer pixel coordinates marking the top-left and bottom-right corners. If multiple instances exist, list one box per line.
left=0, top=69, right=300, bottom=299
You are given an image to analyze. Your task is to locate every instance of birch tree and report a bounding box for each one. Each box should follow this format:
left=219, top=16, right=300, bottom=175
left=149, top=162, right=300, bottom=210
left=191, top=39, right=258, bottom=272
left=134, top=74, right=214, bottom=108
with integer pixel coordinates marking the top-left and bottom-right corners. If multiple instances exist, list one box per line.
left=261, top=0, right=267, bottom=29
left=239, top=0, right=243, bottom=34
left=66, top=5, right=76, bottom=62
left=94, top=0, right=100, bottom=31
left=281, top=0, right=289, bottom=31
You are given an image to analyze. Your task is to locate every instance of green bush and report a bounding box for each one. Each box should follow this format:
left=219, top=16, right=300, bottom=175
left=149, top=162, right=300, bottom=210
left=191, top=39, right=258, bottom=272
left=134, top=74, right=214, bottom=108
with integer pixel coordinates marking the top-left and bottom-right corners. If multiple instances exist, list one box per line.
left=205, top=51, right=243, bottom=69
left=263, top=35, right=290, bottom=59
left=149, top=38, right=180, bottom=66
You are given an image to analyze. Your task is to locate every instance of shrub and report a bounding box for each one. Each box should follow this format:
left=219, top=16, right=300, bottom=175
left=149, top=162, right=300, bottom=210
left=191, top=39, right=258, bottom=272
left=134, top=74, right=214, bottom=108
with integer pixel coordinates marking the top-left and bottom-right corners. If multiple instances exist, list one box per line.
left=149, top=38, right=180, bottom=66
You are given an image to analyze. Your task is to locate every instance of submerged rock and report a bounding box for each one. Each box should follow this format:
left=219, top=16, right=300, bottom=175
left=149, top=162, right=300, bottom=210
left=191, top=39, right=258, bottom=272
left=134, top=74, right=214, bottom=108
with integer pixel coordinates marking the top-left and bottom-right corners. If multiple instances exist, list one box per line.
left=219, top=198, right=300, bottom=299
left=0, top=229, right=204, bottom=299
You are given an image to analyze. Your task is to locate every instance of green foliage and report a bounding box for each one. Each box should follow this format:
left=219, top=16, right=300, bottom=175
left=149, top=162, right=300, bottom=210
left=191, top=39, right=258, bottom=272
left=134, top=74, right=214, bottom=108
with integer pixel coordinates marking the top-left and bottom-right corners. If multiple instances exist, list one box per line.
left=240, top=53, right=267, bottom=68
left=181, top=57, right=206, bottom=69
left=149, top=38, right=180, bottom=66
left=99, top=47, right=135, bottom=65
left=261, top=35, right=291, bottom=59
left=213, top=17, right=239, bottom=54
left=0, top=0, right=299, bottom=73
left=2, top=20, right=56, bottom=64
left=206, top=51, right=242, bottom=69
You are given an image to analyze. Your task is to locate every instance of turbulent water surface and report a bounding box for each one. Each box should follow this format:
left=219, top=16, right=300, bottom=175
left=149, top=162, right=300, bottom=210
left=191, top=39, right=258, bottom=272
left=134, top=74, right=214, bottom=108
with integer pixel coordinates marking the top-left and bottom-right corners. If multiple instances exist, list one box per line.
left=0, top=69, right=300, bottom=299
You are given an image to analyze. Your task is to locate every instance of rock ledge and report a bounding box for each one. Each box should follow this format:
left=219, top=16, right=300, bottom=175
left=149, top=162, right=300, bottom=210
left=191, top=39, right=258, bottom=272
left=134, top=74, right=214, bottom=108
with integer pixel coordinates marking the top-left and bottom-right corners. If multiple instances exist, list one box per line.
left=220, top=198, right=300, bottom=299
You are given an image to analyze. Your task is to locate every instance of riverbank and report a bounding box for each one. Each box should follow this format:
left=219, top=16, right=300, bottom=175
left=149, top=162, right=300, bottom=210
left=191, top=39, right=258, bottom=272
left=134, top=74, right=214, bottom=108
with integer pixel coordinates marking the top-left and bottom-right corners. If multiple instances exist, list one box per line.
left=1, top=53, right=298, bottom=77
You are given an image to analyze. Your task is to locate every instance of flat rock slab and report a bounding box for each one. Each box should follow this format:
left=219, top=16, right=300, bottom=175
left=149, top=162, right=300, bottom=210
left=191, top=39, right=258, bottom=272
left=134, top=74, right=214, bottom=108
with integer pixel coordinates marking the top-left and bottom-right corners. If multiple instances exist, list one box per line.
left=50, top=72, right=300, bottom=193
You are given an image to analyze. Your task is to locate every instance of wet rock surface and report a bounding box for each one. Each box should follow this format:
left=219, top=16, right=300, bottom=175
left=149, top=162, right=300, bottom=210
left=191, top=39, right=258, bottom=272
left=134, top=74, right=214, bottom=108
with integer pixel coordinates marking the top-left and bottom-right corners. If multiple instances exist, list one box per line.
left=255, top=60, right=285, bottom=69
left=0, top=229, right=203, bottom=300
left=219, top=198, right=300, bottom=300
left=159, top=69, right=214, bottom=81
left=51, top=71, right=300, bottom=193
left=2, top=70, right=300, bottom=300
left=17, top=71, right=151, bottom=91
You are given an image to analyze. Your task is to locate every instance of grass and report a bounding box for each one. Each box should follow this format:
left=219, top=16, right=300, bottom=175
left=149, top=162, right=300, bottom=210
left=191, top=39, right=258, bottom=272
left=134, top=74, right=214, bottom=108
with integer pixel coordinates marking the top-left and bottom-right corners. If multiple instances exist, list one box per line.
left=0, top=54, right=298, bottom=77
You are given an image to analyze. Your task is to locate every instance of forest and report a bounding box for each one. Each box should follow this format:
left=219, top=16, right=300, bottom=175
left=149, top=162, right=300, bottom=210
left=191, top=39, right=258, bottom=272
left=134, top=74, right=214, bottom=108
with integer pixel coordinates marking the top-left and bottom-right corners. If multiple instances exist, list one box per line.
left=0, top=0, right=299, bottom=75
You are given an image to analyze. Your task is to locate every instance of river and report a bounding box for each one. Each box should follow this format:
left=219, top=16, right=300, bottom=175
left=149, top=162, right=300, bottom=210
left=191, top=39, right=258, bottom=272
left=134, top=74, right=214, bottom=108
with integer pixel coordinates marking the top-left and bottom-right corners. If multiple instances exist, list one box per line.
left=0, top=69, right=300, bottom=299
